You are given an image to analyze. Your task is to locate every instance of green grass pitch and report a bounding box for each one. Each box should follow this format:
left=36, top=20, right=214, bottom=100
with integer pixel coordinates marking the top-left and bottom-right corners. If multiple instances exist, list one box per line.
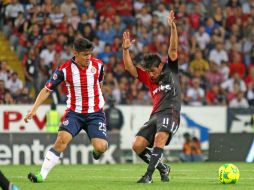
left=1, top=163, right=253, bottom=190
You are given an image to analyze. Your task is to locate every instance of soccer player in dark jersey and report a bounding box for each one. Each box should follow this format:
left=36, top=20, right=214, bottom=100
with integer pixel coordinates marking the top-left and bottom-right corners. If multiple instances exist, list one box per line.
left=24, top=38, right=108, bottom=183
left=122, top=10, right=181, bottom=183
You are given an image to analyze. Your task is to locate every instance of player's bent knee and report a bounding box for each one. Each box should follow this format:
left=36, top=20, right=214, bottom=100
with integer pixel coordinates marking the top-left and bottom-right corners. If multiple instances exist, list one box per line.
left=53, top=142, right=65, bottom=152
left=94, top=141, right=108, bottom=153
left=54, top=139, right=68, bottom=152
left=53, top=132, right=72, bottom=152
left=132, top=136, right=149, bottom=153
left=154, top=132, right=170, bottom=148
left=132, top=142, right=145, bottom=154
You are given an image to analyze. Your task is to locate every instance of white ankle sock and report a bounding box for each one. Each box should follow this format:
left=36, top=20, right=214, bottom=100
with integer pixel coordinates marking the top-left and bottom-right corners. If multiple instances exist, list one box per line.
left=40, top=149, right=60, bottom=180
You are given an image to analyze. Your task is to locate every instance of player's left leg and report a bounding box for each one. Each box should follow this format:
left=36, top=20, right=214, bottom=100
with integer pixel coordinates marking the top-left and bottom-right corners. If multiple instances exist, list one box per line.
left=91, top=138, right=108, bottom=160
left=85, top=109, right=108, bottom=160
left=137, top=131, right=169, bottom=183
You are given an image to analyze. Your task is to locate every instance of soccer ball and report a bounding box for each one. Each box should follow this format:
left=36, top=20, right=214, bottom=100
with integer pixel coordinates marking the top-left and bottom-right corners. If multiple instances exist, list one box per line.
left=218, top=164, right=240, bottom=184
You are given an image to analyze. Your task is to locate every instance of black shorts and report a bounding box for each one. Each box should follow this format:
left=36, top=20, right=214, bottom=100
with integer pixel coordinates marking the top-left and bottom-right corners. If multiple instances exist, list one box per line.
left=136, top=109, right=180, bottom=147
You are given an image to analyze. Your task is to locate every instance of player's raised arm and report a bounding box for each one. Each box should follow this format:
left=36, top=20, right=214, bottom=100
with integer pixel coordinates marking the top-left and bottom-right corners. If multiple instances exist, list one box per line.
left=122, top=31, right=138, bottom=78
left=167, top=10, right=178, bottom=61
left=24, top=88, right=51, bottom=123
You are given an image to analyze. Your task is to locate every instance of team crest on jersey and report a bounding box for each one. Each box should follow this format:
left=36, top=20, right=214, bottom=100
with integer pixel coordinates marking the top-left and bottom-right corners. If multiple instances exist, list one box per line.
left=63, top=119, right=69, bottom=126
left=91, top=66, right=96, bottom=74
left=53, top=73, right=58, bottom=80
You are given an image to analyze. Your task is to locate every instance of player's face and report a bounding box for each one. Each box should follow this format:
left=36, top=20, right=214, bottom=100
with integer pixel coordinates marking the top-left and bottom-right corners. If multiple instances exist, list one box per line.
left=75, top=50, right=92, bottom=67
left=148, top=64, right=163, bottom=82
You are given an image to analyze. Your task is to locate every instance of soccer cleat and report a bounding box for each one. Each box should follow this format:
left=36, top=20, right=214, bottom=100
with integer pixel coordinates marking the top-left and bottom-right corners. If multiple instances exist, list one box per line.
left=92, top=150, right=101, bottom=160
left=28, top=173, right=44, bottom=183
left=159, top=164, right=171, bottom=182
left=137, top=174, right=153, bottom=184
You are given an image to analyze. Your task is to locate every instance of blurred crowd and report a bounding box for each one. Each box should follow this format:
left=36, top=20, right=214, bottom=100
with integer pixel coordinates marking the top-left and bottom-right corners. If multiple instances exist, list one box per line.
left=0, top=0, right=254, bottom=107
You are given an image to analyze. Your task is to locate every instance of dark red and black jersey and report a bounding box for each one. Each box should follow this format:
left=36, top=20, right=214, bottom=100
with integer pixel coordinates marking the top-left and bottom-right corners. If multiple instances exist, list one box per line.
left=136, top=57, right=181, bottom=114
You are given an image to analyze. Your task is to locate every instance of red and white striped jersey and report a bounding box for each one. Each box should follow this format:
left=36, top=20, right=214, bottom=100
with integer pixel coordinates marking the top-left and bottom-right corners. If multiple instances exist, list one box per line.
left=45, top=57, right=105, bottom=114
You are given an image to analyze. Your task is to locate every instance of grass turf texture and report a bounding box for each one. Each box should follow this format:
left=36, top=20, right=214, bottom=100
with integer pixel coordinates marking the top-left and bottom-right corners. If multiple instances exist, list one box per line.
left=1, top=163, right=253, bottom=190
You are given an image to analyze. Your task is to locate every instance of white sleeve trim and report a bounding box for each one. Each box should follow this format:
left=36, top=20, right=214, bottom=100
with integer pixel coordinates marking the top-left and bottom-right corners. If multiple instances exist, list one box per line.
left=44, top=86, right=53, bottom=92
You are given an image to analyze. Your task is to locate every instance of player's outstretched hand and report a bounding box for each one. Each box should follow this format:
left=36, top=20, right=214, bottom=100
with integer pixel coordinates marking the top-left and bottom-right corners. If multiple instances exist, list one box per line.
left=24, top=111, right=35, bottom=123
left=167, top=10, right=175, bottom=26
left=122, top=31, right=135, bottom=50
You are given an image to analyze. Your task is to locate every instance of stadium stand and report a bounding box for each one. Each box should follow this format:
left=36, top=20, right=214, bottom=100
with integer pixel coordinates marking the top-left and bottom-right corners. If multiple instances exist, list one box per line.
left=0, top=0, right=254, bottom=107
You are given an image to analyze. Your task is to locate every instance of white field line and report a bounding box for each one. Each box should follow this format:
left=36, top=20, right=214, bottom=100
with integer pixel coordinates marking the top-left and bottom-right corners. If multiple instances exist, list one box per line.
left=74, top=168, right=254, bottom=172
left=8, top=176, right=254, bottom=180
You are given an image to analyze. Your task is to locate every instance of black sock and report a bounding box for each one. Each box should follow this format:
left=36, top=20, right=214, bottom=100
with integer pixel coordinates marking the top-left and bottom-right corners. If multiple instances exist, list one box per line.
left=138, top=148, right=167, bottom=172
left=50, top=147, right=61, bottom=157
left=145, top=147, right=164, bottom=177
left=0, top=171, right=10, bottom=190
left=138, top=148, right=151, bottom=164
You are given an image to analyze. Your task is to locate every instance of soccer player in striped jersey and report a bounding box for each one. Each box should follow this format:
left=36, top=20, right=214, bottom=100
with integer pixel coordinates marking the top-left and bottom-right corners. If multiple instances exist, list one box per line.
left=24, top=38, right=107, bottom=183
left=122, top=10, right=181, bottom=183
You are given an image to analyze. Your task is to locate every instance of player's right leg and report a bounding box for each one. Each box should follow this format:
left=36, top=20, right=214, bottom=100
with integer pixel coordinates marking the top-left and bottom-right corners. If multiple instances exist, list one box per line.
left=28, top=111, right=85, bottom=183
left=28, top=131, right=72, bottom=183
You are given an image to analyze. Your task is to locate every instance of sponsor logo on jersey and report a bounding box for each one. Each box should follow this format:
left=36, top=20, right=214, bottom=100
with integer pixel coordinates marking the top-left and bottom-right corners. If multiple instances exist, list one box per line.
left=152, top=84, right=172, bottom=95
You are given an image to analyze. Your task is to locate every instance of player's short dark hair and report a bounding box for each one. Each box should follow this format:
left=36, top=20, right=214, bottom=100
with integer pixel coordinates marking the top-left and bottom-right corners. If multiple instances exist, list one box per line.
left=142, top=53, right=161, bottom=70
left=73, top=38, right=94, bottom=52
